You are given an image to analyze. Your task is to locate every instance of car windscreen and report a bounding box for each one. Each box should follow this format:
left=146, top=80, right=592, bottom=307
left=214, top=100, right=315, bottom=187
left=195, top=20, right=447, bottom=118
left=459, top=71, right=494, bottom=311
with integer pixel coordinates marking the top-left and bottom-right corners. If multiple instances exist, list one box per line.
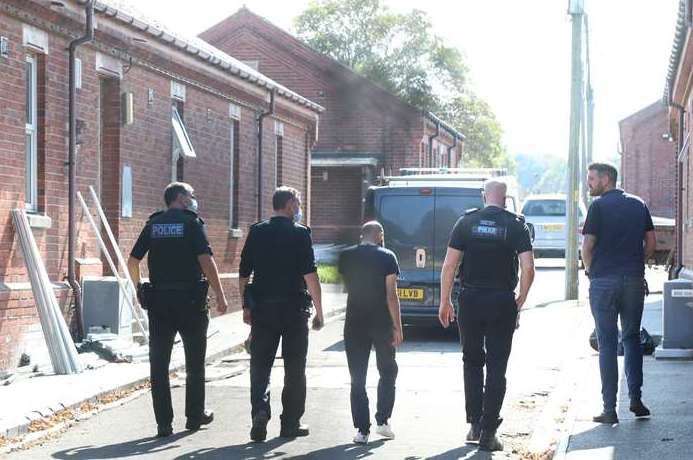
left=522, top=199, right=566, bottom=217
left=522, top=199, right=585, bottom=218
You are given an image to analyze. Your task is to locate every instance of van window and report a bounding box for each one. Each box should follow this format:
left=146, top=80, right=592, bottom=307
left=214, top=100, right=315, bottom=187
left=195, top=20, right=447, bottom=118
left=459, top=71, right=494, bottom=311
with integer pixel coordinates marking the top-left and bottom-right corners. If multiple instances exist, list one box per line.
left=380, top=195, right=433, bottom=245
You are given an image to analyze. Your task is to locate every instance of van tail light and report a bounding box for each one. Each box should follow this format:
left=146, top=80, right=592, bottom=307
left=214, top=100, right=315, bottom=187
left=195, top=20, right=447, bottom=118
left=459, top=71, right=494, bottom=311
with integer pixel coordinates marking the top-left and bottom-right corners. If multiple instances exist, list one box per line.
left=420, top=188, right=432, bottom=195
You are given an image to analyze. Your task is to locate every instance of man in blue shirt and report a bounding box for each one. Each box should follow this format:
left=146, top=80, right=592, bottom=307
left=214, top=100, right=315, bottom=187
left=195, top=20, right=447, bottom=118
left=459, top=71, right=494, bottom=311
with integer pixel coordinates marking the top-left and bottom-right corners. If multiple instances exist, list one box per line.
left=582, top=163, right=656, bottom=424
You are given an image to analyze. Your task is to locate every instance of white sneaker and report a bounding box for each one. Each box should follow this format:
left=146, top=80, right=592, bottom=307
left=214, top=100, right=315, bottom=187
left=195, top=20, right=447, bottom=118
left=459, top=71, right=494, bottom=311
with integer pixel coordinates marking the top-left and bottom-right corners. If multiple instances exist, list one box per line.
left=376, top=422, right=395, bottom=439
left=353, top=430, right=369, bottom=444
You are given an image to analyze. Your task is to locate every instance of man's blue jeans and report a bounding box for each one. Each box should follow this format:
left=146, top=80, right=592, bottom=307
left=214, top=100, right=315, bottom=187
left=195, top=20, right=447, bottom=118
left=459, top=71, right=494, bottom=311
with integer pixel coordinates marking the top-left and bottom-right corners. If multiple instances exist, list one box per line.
left=589, top=275, right=645, bottom=412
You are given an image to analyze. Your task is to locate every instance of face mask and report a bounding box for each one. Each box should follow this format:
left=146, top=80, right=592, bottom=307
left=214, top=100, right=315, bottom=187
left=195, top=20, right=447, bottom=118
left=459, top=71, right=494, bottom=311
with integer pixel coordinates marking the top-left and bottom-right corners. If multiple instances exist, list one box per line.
left=187, top=198, right=198, bottom=213
left=293, top=207, right=303, bottom=224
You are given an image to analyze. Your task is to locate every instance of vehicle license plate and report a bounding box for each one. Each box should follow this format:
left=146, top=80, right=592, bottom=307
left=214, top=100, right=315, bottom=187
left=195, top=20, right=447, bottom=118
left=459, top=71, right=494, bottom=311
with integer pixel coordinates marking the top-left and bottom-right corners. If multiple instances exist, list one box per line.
left=397, top=288, right=424, bottom=300
left=543, top=224, right=563, bottom=232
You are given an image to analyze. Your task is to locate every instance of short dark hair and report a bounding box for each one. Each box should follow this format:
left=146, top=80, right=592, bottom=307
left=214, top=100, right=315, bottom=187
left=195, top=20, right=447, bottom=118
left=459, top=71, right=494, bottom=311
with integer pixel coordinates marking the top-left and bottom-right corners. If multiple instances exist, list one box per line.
left=588, top=162, right=618, bottom=185
left=164, top=182, right=193, bottom=206
left=272, top=186, right=300, bottom=211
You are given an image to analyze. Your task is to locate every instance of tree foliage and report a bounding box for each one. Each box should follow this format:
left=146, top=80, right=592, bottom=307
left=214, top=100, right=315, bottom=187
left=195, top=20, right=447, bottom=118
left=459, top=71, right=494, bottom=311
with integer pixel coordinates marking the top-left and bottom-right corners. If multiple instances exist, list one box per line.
left=295, top=0, right=508, bottom=167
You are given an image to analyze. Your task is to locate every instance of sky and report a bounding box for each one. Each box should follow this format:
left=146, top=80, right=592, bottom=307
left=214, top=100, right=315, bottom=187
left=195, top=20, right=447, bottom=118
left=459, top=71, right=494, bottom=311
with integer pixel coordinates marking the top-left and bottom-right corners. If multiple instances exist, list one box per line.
left=121, top=0, right=680, bottom=162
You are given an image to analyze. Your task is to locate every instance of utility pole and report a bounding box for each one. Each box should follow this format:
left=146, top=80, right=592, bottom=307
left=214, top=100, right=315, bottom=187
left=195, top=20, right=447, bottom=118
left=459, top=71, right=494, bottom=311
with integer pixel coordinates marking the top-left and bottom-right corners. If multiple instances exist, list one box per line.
left=566, top=0, right=584, bottom=300
left=584, top=14, right=595, bottom=203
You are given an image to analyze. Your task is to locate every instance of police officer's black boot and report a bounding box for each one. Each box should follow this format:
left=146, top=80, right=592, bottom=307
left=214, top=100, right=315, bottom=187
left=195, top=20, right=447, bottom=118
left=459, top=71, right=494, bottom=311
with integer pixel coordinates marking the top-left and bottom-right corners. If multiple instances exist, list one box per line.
left=465, top=422, right=481, bottom=443
left=478, top=418, right=503, bottom=452
left=185, top=409, right=214, bottom=431
left=156, top=425, right=173, bottom=438
left=280, top=423, right=310, bottom=438
left=250, top=411, right=269, bottom=442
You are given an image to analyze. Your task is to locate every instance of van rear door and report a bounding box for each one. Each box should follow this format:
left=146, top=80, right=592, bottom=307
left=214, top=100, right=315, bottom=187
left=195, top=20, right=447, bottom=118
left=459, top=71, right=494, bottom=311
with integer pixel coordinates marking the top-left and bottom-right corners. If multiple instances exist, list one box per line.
left=377, top=189, right=435, bottom=308
left=432, top=188, right=484, bottom=304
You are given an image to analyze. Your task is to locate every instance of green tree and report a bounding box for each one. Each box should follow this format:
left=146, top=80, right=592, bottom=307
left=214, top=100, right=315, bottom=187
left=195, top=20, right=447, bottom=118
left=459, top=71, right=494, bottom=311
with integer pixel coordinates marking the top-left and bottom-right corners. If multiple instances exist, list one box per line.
left=295, top=0, right=507, bottom=167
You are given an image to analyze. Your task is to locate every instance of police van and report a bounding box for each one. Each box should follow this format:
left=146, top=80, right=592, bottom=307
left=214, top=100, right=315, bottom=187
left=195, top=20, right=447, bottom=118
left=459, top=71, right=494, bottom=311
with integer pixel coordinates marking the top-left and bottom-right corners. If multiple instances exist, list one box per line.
left=364, top=169, right=525, bottom=326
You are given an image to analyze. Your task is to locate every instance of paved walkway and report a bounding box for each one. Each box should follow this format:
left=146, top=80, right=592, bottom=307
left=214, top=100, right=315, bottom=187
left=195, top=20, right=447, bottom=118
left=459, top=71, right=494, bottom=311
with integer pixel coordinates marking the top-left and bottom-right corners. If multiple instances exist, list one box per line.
left=555, top=294, right=693, bottom=459
left=0, top=289, right=346, bottom=440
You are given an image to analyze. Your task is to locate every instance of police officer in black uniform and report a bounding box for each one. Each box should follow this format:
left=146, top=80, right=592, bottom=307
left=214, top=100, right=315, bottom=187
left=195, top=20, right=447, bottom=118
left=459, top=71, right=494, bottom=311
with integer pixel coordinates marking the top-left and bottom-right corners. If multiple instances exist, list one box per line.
left=239, top=186, right=324, bottom=442
left=439, top=180, right=535, bottom=452
left=127, top=182, right=229, bottom=438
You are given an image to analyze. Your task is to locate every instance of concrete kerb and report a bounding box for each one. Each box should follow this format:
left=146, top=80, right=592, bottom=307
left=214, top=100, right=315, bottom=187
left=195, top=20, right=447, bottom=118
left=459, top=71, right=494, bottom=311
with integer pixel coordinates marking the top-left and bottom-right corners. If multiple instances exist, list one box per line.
left=0, top=303, right=346, bottom=443
left=522, top=299, right=585, bottom=457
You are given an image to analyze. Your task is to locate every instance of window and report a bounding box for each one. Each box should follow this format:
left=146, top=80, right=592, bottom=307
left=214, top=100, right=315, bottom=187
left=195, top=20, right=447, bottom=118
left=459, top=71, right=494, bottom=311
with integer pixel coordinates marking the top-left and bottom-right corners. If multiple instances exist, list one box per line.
left=274, top=121, right=284, bottom=187
left=171, top=103, right=196, bottom=181
left=275, top=135, right=283, bottom=187
left=230, top=119, right=240, bottom=228
left=25, top=55, right=37, bottom=211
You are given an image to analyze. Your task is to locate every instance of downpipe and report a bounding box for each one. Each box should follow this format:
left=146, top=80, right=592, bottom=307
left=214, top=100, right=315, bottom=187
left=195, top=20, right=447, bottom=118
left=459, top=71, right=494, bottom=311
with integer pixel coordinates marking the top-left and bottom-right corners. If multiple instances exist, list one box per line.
left=67, top=0, right=95, bottom=340
left=256, top=89, right=275, bottom=220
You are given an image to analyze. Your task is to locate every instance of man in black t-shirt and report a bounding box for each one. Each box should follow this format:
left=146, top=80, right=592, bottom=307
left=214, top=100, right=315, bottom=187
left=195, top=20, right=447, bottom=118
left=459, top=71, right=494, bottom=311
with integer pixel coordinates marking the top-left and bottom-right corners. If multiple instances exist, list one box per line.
left=439, top=180, right=535, bottom=452
left=338, top=221, right=402, bottom=445
left=127, top=182, right=228, bottom=438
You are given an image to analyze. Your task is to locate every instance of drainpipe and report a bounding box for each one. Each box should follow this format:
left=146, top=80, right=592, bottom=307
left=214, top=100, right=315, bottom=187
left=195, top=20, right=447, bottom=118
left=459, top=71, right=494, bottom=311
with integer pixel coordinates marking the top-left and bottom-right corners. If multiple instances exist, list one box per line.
left=257, top=89, right=275, bottom=220
left=67, top=0, right=94, bottom=341
left=672, top=103, right=686, bottom=278
left=428, top=118, right=440, bottom=169
left=447, top=135, right=458, bottom=168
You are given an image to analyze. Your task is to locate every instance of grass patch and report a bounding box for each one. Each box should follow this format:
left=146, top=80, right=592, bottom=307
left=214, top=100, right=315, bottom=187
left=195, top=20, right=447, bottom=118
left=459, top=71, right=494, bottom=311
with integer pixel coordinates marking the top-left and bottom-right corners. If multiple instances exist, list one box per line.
left=318, top=264, right=342, bottom=284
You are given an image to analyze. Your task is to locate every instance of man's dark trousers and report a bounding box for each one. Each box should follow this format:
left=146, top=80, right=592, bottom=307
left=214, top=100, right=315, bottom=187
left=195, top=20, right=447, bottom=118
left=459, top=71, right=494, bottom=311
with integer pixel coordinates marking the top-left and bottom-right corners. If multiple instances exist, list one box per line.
left=457, top=288, right=517, bottom=430
left=148, top=302, right=209, bottom=427
left=344, top=323, right=398, bottom=434
left=589, top=275, right=645, bottom=412
left=250, top=301, right=309, bottom=430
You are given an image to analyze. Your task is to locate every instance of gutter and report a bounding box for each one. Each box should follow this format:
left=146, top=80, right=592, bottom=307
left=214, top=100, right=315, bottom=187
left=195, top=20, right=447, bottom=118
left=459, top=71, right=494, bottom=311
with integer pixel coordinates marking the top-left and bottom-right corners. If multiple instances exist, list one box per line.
left=447, top=136, right=459, bottom=167
left=67, top=0, right=95, bottom=341
left=672, top=103, right=686, bottom=279
left=257, top=89, right=275, bottom=220
left=428, top=121, right=440, bottom=167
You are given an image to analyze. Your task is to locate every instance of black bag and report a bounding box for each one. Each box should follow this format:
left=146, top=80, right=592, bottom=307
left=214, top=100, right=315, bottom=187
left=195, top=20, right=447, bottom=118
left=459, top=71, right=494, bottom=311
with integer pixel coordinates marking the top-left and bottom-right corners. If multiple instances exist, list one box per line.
left=137, top=282, right=156, bottom=310
left=589, top=327, right=656, bottom=356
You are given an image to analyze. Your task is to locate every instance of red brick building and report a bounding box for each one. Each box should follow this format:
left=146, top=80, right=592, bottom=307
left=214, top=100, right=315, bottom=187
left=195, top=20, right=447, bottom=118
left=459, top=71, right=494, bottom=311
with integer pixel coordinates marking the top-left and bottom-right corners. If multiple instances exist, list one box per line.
left=619, top=101, right=675, bottom=218
left=200, top=8, right=464, bottom=243
left=666, top=0, right=693, bottom=276
left=0, top=0, right=321, bottom=371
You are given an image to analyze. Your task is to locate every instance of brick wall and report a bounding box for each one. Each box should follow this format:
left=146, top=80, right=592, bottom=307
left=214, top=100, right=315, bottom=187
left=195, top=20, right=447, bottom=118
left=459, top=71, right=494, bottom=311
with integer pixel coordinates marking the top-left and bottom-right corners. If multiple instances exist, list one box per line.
left=201, top=9, right=463, bottom=242
left=619, top=102, right=675, bottom=218
left=0, top=1, right=318, bottom=371
left=310, top=167, right=363, bottom=243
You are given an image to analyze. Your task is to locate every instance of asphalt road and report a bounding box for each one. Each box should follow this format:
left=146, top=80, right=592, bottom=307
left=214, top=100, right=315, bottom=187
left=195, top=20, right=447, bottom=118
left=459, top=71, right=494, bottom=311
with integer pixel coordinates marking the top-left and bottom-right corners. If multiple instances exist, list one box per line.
left=9, top=261, right=593, bottom=459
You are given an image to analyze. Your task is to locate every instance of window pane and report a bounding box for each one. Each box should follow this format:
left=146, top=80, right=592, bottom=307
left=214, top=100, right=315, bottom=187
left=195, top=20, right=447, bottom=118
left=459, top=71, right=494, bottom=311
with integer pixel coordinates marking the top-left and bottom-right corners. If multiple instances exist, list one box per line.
left=25, top=132, right=35, bottom=209
left=171, top=107, right=196, bottom=158
left=25, top=59, right=34, bottom=126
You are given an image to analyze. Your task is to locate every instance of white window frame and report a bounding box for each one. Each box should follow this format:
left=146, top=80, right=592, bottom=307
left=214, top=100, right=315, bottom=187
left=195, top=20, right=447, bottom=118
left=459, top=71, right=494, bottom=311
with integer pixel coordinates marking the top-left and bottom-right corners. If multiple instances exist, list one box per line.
left=172, top=106, right=195, bottom=159
left=171, top=105, right=196, bottom=181
left=25, top=54, right=38, bottom=211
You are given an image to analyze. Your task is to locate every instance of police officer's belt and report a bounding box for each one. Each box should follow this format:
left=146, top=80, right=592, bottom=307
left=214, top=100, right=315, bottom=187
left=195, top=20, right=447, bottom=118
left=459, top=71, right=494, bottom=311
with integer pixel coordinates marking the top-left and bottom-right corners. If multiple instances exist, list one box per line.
left=152, top=280, right=206, bottom=291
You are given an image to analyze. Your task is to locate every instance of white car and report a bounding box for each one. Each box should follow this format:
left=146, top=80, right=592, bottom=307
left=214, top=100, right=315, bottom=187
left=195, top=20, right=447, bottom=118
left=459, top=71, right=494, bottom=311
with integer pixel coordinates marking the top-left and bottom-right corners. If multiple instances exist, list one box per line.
left=521, top=194, right=586, bottom=258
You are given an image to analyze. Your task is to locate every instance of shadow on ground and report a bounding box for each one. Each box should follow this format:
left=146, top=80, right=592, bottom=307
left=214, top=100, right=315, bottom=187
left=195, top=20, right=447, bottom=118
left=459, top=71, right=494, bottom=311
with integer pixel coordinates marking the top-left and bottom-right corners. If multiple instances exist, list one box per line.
left=50, top=431, right=197, bottom=459
left=323, top=324, right=460, bottom=354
